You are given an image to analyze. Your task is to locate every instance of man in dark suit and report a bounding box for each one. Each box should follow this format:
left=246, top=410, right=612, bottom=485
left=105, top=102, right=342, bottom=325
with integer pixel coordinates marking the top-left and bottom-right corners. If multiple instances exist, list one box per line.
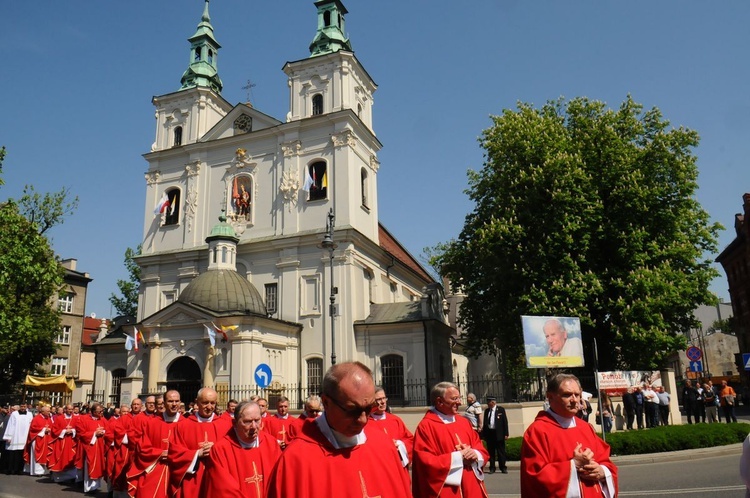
left=481, top=395, right=509, bottom=474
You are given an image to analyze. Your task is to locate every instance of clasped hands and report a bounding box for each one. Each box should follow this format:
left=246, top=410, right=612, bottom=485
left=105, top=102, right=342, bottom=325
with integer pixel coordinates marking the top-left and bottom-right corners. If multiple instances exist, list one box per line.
left=199, top=440, right=214, bottom=458
left=573, top=442, right=605, bottom=481
left=455, top=442, right=478, bottom=468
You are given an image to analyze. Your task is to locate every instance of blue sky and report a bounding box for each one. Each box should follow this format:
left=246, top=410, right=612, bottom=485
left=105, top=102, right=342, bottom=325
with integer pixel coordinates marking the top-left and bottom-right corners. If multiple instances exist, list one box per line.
left=2, top=1, right=748, bottom=319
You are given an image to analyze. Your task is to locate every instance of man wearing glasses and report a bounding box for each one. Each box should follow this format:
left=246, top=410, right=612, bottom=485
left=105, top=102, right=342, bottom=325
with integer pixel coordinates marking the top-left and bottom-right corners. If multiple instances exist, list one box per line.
left=412, top=382, right=489, bottom=498
left=368, top=387, right=413, bottom=470
left=267, top=362, right=412, bottom=497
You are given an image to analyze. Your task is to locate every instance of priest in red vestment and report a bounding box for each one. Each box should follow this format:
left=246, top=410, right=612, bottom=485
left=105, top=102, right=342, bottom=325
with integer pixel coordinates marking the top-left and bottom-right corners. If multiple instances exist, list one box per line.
left=219, top=399, right=238, bottom=424
left=286, top=395, right=321, bottom=440
left=267, top=361, right=412, bottom=498
left=48, top=404, right=79, bottom=482
left=128, top=391, right=185, bottom=498
left=263, top=396, right=296, bottom=449
left=169, top=388, right=232, bottom=498
left=23, top=404, right=54, bottom=476
left=106, top=402, right=141, bottom=498
left=77, top=402, right=110, bottom=494
left=200, top=401, right=281, bottom=498
left=412, top=382, right=489, bottom=498
left=521, top=373, right=618, bottom=498
left=368, top=387, right=413, bottom=469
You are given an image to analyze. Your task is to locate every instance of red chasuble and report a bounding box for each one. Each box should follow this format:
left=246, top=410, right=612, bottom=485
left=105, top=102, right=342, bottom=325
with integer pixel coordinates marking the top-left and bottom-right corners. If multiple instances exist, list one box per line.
left=267, top=417, right=413, bottom=498
left=368, top=412, right=415, bottom=464
left=23, top=413, right=54, bottom=466
left=48, top=414, right=78, bottom=473
left=521, top=411, right=618, bottom=498
left=263, top=415, right=298, bottom=447
left=77, top=413, right=110, bottom=479
left=168, top=414, right=232, bottom=498
left=199, top=430, right=281, bottom=498
left=412, top=410, right=489, bottom=498
left=107, top=412, right=135, bottom=492
left=127, top=415, right=185, bottom=498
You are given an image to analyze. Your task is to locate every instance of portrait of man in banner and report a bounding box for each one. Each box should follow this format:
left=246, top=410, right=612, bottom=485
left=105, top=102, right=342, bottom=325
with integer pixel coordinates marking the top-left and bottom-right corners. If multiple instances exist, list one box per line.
left=522, top=316, right=585, bottom=368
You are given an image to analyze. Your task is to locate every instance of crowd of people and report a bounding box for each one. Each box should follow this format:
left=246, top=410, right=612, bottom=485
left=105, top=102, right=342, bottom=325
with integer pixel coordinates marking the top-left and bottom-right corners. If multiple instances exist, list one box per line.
left=0, top=363, right=620, bottom=497
left=681, top=379, right=738, bottom=424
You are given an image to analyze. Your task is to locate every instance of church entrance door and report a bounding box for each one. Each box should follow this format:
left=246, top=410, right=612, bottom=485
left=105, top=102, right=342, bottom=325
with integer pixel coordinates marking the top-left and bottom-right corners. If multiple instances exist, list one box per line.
left=166, top=357, right=202, bottom=405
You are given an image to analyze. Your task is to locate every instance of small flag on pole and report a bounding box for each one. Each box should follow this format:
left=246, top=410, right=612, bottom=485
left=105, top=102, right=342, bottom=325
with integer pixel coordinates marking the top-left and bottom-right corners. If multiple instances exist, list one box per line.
left=125, top=335, right=134, bottom=351
left=204, top=323, right=216, bottom=347
left=302, top=167, right=314, bottom=192
left=211, top=322, right=238, bottom=343
left=154, top=192, right=170, bottom=215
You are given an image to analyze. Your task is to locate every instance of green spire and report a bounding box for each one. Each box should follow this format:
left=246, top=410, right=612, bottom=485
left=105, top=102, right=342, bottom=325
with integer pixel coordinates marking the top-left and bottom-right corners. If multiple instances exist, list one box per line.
left=309, top=0, right=352, bottom=57
left=180, top=0, right=223, bottom=93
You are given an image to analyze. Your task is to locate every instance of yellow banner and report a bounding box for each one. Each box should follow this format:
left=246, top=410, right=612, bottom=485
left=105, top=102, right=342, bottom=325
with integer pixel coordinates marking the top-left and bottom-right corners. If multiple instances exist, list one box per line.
left=528, top=356, right=585, bottom=368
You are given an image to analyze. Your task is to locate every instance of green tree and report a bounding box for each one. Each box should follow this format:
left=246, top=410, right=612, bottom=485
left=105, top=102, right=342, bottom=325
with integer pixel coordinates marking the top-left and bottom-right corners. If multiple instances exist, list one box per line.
left=0, top=149, right=76, bottom=388
left=109, top=245, right=141, bottom=317
left=433, top=96, right=721, bottom=372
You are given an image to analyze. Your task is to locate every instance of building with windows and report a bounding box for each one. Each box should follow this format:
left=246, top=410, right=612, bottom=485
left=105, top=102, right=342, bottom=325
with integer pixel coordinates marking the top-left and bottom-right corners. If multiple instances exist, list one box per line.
left=50, top=259, right=92, bottom=404
left=91, top=1, right=460, bottom=407
left=716, top=192, right=750, bottom=384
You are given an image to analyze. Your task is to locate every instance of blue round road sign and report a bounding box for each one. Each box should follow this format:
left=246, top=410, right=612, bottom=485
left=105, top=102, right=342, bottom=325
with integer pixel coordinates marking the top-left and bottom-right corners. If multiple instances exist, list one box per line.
left=686, top=346, right=702, bottom=362
left=254, top=363, right=272, bottom=388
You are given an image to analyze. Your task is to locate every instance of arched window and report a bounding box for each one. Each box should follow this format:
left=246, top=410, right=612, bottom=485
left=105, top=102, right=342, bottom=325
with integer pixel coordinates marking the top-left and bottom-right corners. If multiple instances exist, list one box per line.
left=360, top=168, right=368, bottom=208
left=173, top=126, right=182, bottom=147
left=307, top=358, right=323, bottom=397
left=381, top=355, right=405, bottom=405
left=312, top=94, right=323, bottom=116
left=324, top=11, right=331, bottom=26
left=164, top=188, right=180, bottom=226
left=357, top=103, right=363, bottom=118
left=231, top=175, right=253, bottom=221
left=363, top=268, right=374, bottom=304
left=306, top=161, right=327, bottom=201
left=207, top=49, right=213, bottom=64
left=194, top=47, right=201, bottom=61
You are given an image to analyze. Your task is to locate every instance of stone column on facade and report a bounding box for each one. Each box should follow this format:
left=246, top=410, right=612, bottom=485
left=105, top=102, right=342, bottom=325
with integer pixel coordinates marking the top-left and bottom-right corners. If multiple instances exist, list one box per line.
left=147, top=342, right=162, bottom=392
left=204, top=345, right=216, bottom=387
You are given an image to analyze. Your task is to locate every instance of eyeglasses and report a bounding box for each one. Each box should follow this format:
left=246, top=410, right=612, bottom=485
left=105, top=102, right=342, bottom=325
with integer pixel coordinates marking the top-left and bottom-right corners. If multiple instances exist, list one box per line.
left=375, top=397, right=388, bottom=403
left=326, top=394, right=376, bottom=419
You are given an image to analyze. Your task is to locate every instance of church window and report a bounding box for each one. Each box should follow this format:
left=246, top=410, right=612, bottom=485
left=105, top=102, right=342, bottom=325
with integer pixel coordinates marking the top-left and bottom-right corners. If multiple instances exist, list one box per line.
left=230, top=175, right=253, bottom=222
left=208, top=49, right=213, bottom=64
left=234, top=114, right=253, bottom=133
left=194, top=47, right=201, bottom=61
left=265, top=283, right=278, bottom=315
left=307, top=161, right=327, bottom=201
left=173, top=126, right=182, bottom=147
left=324, top=10, right=331, bottom=27
left=312, top=94, right=324, bottom=116
left=360, top=168, right=368, bottom=208
left=307, top=358, right=323, bottom=396
left=164, top=188, right=180, bottom=226
left=357, top=103, right=362, bottom=118
left=381, top=354, right=405, bottom=404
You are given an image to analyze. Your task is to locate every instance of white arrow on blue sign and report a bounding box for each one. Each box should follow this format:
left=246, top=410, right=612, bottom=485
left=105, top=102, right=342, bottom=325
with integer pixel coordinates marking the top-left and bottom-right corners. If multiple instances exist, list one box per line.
left=743, top=353, right=750, bottom=371
left=254, top=363, right=272, bottom=388
left=689, top=360, right=703, bottom=373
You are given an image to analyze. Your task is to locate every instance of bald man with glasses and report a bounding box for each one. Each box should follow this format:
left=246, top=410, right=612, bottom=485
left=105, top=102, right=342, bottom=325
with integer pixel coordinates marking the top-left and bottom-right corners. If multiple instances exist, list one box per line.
left=267, top=361, right=412, bottom=497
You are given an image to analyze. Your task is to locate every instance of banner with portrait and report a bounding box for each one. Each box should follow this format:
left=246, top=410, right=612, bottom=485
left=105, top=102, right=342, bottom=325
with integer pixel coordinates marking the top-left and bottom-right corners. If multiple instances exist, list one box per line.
left=596, top=371, right=662, bottom=396
left=522, top=315, right=585, bottom=368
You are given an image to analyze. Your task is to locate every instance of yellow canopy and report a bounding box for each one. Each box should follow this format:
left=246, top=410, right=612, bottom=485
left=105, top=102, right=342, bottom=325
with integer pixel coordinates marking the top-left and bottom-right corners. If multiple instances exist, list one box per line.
left=24, top=374, right=76, bottom=393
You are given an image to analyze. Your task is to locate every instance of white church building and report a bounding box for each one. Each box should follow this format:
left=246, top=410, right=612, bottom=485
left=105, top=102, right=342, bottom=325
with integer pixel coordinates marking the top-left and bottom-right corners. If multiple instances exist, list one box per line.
left=92, top=0, right=464, bottom=408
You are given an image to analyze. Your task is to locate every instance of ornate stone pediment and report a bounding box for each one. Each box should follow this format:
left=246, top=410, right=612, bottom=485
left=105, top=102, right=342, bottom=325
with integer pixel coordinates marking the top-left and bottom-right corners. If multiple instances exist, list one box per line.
left=279, top=170, right=300, bottom=212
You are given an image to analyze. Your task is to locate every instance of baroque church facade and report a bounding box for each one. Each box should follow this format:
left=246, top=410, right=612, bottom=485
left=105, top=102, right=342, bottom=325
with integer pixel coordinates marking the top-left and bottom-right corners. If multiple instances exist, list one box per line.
left=93, top=0, right=461, bottom=407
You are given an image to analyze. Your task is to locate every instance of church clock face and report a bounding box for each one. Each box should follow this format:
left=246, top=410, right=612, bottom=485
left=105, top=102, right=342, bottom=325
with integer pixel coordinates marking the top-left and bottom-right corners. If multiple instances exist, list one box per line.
left=234, top=114, right=252, bottom=133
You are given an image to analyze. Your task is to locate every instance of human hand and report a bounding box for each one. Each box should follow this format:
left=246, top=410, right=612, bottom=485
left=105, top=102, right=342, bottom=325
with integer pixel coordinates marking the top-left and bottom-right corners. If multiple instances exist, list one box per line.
left=572, top=443, right=593, bottom=468
left=578, top=461, right=605, bottom=481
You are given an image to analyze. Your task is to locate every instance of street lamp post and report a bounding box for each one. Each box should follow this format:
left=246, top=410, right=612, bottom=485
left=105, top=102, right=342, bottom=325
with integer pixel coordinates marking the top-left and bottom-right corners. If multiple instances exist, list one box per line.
left=319, top=208, right=338, bottom=366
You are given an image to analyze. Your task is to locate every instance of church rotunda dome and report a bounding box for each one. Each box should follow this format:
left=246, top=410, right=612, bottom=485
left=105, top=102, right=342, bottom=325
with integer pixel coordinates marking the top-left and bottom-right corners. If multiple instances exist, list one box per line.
left=178, top=269, right=266, bottom=315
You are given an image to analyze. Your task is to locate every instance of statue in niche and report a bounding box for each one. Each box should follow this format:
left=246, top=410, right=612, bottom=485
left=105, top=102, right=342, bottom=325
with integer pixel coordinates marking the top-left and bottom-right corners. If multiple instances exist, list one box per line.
left=232, top=176, right=252, bottom=221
